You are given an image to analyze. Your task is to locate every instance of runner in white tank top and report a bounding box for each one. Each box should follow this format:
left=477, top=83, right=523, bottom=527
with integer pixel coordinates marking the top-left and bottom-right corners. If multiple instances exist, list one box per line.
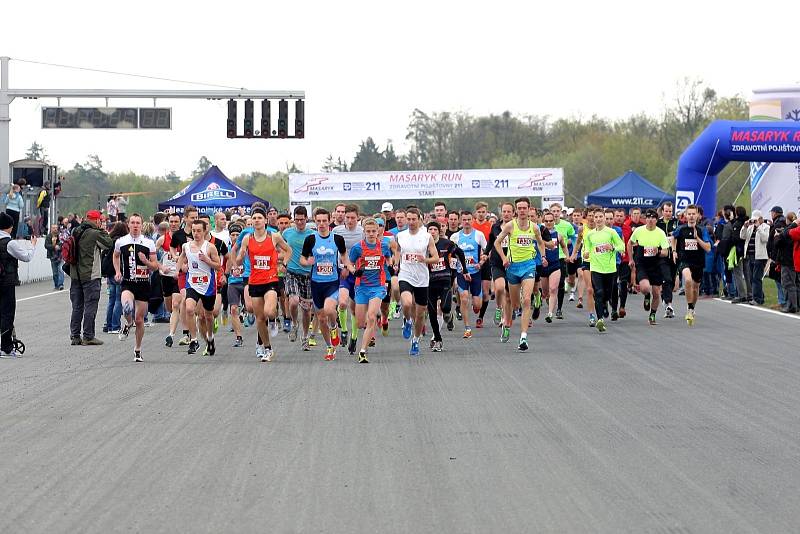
left=392, top=208, right=439, bottom=357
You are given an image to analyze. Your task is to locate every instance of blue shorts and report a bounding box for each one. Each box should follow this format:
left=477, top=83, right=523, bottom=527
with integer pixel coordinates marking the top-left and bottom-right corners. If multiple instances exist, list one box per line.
left=506, top=259, right=538, bottom=285
left=310, top=280, right=340, bottom=310
left=354, top=285, right=387, bottom=305
left=456, top=271, right=483, bottom=297
left=339, top=273, right=356, bottom=294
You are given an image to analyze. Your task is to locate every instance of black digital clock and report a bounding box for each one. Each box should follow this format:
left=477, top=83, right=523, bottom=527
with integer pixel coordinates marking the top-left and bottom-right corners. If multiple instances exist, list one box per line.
left=41, top=107, right=171, bottom=129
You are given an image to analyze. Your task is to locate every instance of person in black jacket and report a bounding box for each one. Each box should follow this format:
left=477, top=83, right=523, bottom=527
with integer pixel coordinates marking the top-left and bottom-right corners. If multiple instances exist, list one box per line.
left=730, top=206, right=751, bottom=303
left=0, top=212, right=36, bottom=358
left=43, top=223, right=64, bottom=290
left=774, top=211, right=799, bottom=313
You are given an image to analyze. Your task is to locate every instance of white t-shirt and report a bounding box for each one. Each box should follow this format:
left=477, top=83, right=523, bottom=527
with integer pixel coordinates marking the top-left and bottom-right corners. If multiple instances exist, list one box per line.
left=396, top=228, right=431, bottom=287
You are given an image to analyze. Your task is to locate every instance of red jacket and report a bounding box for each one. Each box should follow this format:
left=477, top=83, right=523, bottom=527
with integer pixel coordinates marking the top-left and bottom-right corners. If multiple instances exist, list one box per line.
left=789, top=226, right=800, bottom=272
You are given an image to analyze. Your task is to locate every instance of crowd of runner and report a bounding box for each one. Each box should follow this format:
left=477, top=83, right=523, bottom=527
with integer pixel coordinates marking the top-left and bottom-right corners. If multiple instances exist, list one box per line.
left=50, top=196, right=742, bottom=364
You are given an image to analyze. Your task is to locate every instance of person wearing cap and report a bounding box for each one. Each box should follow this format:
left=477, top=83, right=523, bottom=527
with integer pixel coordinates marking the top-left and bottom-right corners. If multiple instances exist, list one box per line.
left=767, top=206, right=788, bottom=309
left=68, top=209, right=113, bottom=346
left=0, top=212, right=36, bottom=358
left=381, top=202, right=396, bottom=231
left=739, top=209, right=770, bottom=305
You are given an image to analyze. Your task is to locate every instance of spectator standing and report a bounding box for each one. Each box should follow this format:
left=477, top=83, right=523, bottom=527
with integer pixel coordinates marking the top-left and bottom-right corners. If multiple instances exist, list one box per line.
left=788, top=218, right=800, bottom=305
left=68, top=210, right=112, bottom=346
left=116, top=195, right=129, bottom=222
left=0, top=212, right=36, bottom=358
left=44, top=224, right=64, bottom=290
left=36, top=182, right=51, bottom=235
left=776, top=212, right=799, bottom=313
left=739, top=209, right=770, bottom=305
left=767, top=206, right=788, bottom=308
left=730, top=206, right=751, bottom=303
left=3, top=183, right=24, bottom=239
left=106, top=195, right=118, bottom=222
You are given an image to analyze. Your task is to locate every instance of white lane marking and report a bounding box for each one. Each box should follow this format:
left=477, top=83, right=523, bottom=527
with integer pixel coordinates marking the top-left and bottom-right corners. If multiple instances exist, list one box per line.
left=17, top=290, right=67, bottom=302
left=712, top=298, right=800, bottom=320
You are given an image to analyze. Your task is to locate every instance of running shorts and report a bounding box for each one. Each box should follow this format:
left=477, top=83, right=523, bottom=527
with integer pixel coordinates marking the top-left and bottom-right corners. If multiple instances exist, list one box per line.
left=161, top=275, right=178, bottom=297
left=284, top=271, right=312, bottom=301
left=382, top=281, right=392, bottom=304
left=581, top=260, right=591, bottom=271
left=122, top=281, right=151, bottom=302
left=537, top=262, right=561, bottom=278
left=249, top=282, right=281, bottom=299
left=339, top=272, right=356, bottom=295
left=354, top=285, right=387, bottom=305
left=227, top=282, right=245, bottom=308
left=490, top=264, right=507, bottom=282
left=679, top=263, right=704, bottom=283
left=185, top=287, right=216, bottom=311
left=635, top=263, right=665, bottom=286
left=456, top=271, right=482, bottom=297
left=506, top=259, right=537, bottom=285
left=399, top=280, right=428, bottom=306
left=480, top=261, right=492, bottom=281
left=311, top=280, right=340, bottom=310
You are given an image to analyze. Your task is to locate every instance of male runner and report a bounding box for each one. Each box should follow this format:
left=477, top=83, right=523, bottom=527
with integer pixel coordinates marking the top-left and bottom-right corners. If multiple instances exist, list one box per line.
left=672, top=204, right=711, bottom=325
left=493, top=197, right=547, bottom=351
left=450, top=210, right=487, bottom=338
left=549, top=202, right=576, bottom=319
left=200, top=213, right=228, bottom=334
left=394, top=207, right=440, bottom=357
left=445, top=210, right=461, bottom=238
left=585, top=208, right=625, bottom=333
left=157, top=212, right=181, bottom=346
left=627, top=209, right=670, bottom=325
left=236, top=207, right=292, bottom=362
left=434, top=201, right=448, bottom=227
left=276, top=213, right=293, bottom=333
left=113, top=214, right=158, bottom=362
left=350, top=218, right=394, bottom=362
left=540, top=212, right=569, bottom=323
left=226, top=223, right=246, bottom=347
left=301, top=209, right=356, bottom=361
left=486, top=202, right=514, bottom=337
left=619, top=207, right=644, bottom=317
left=573, top=208, right=598, bottom=325
left=175, top=219, right=222, bottom=356
left=657, top=202, right=679, bottom=318
left=427, top=221, right=468, bottom=352
left=333, top=204, right=364, bottom=353
left=282, top=206, right=314, bottom=349
left=472, top=202, right=494, bottom=328
left=168, top=207, right=198, bottom=346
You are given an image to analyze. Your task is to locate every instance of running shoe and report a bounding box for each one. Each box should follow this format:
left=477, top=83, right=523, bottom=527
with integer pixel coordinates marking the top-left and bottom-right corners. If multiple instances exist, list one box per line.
left=0, top=350, right=16, bottom=359
left=288, top=324, right=299, bottom=342
left=179, top=334, right=191, bottom=346
left=455, top=308, right=463, bottom=321
left=283, top=318, right=292, bottom=333
left=648, top=311, right=657, bottom=325
left=533, top=290, right=542, bottom=309
left=369, top=337, right=376, bottom=347
left=246, top=313, right=256, bottom=327
left=188, top=339, right=199, bottom=355
left=262, top=347, right=274, bottom=363
left=589, top=313, right=597, bottom=327
left=108, top=329, right=120, bottom=335
left=134, top=350, right=143, bottom=363
left=545, top=313, right=553, bottom=323
left=618, top=308, right=626, bottom=319
left=409, top=339, right=420, bottom=357
left=518, top=336, right=529, bottom=351
left=402, top=319, right=413, bottom=340
left=308, top=335, right=317, bottom=347
left=532, top=303, right=541, bottom=321
left=493, top=308, right=502, bottom=326
left=500, top=326, right=510, bottom=343
left=569, top=291, right=576, bottom=302
left=678, top=287, right=686, bottom=296
left=347, top=337, right=357, bottom=355
left=686, top=310, right=695, bottom=326
left=301, top=337, right=310, bottom=351
left=476, top=318, right=484, bottom=329
left=643, top=293, right=651, bottom=311
left=213, top=317, right=219, bottom=334
left=596, top=318, right=606, bottom=333
left=611, top=311, right=619, bottom=322
left=381, top=319, right=389, bottom=336
left=118, top=324, right=130, bottom=341
left=576, top=298, right=583, bottom=309
left=430, top=337, right=436, bottom=349
left=358, top=350, right=369, bottom=364
left=256, top=345, right=266, bottom=359
left=207, top=338, right=216, bottom=356
left=555, top=309, right=564, bottom=320
left=233, top=337, right=243, bottom=347
left=463, top=328, right=473, bottom=339
left=665, top=304, right=675, bottom=319
left=325, top=346, right=336, bottom=361
left=445, top=312, right=454, bottom=331
left=165, top=334, right=173, bottom=348
left=392, top=309, right=400, bottom=320
left=432, top=340, right=443, bottom=352
left=341, top=329, right=349, bottom=346
left=330, top=326, right=340, bottom=347
left=269, top=320, right=280, bottom=338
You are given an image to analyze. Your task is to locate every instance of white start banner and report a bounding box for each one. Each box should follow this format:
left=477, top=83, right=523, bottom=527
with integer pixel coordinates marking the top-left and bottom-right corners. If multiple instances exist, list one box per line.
left=289, top=168, right=564, bottom=202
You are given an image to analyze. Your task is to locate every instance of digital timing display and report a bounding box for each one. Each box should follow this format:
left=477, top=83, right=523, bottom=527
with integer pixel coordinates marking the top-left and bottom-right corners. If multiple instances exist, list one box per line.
left=41, top=107, right=171, bottom=129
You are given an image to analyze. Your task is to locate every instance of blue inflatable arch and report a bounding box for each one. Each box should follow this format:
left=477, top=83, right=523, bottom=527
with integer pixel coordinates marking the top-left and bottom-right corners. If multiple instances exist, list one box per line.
left=676, top=120, right=800, bottom=216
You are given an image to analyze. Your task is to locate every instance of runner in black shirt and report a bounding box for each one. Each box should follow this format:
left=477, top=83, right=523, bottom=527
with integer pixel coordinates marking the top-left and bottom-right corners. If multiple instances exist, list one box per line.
left=168, top=206, right=198, bottom=346
left=656, top=202, right=679, bottom=318
left=426, top=221, right=467, bottom=351
left=672, top=204, right=711, bottom=326
left=486, top=202, right=514, bottom=339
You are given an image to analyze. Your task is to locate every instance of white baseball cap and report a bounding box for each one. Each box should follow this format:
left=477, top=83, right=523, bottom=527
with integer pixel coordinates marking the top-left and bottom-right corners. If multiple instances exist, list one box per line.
left=381, top=202, right=394, bottom=212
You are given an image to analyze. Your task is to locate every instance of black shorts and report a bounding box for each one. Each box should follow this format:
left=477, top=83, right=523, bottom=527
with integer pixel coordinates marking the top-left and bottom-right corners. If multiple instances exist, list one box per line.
left=249, top=282, right=281, bottom=299
left=581, top=260, right=591, bottom=271
left=566, top=259, right=580, bottom=276
left=185, top=287, right=216, bottom=311
left=399, top=280, right=428, bottom=306
left=382, top=281, right=392, bottom=304
left=490, top=264, right=507, bottom=282
left=680, top=263, right=704, bottom=283
left=537, top=262, right=561, bottom=278
left=161, top=275, right=179, bottom=297
left=121, top=281, right=151, bottom=302
left=635, top=263, right=665, bottom=286
left=480, top=261, right=492, bottom=281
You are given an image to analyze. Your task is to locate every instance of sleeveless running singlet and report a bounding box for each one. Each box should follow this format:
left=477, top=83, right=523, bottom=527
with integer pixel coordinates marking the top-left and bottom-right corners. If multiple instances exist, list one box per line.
left=247, top=232, right=279, bottom=285
left=184, top=241, right=215, bottom=296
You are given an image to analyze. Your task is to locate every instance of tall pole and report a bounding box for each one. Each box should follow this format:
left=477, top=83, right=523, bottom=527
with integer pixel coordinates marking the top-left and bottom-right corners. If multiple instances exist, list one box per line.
left=0, top=56, right=11, bottom=184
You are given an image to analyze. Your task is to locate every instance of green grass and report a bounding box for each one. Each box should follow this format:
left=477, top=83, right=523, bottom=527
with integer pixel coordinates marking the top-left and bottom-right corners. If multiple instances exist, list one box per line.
left=762, top=280, right=779, bottom=309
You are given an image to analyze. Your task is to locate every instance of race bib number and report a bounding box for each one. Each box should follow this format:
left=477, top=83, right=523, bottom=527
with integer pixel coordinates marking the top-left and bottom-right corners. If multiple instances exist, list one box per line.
left=594, top=243, right=613, bottom=254
left=643, top=246, right=658, bottom=257
left=402, top=253, right=421, bottom=263
left=231, top=265, right=243, bottom=277
left=134, top=266, right=149, bottom=279
left=254, top=255, right=271, bottom=270
left=364, top=255, right=381, bottom=270
left=449, top=257, right=459, bottom=269
left=684, top=239, right=698, bottom=251
left=190, top=275, right=209, bottom=285
left=317, top=262, right=334, bottom=276
left=466, top=256, right=477, bottom=266
left=432, top=258, right=447, bottom=272
left=516, top=236, right=533, bottom=247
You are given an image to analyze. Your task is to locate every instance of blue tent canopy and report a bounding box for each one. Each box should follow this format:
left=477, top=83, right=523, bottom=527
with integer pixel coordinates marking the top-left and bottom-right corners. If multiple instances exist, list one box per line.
left=158, top=166, right=269, bottom=214
left=585, top=170, right=671, bottom=209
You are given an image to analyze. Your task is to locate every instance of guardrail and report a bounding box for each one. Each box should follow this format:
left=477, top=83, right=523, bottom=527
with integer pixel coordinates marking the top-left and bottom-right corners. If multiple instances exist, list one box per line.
left=19, top=241, right=55, bottom=284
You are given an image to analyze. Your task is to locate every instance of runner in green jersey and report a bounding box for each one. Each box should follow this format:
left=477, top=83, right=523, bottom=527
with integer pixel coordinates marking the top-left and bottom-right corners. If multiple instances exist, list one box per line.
left=627, top=208, right=670, bottom=325
left=585, top=208, right=624, bottom=333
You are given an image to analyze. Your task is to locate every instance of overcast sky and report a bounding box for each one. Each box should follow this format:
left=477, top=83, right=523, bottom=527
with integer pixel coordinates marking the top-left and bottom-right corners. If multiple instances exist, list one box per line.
left=2, top=0, right=798, bottom=179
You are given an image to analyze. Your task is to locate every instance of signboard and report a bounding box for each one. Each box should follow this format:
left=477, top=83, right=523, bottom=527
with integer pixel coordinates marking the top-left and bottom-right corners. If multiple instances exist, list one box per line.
left=289, top=168, right=564, bottom=202
left=41, top=107, right=172, bottom=129
left=541, top=196, right=565, bottom=209
left=290, top=200, right=313, bottom=215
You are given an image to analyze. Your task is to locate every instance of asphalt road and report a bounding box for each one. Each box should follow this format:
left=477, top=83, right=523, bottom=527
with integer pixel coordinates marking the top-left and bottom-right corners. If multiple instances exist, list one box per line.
left=1, top=281, right=798, bottom=533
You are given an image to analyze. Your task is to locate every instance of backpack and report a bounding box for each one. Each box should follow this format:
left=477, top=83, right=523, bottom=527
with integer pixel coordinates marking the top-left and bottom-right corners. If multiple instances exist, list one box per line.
left=61, top=227, right=86, bottom=265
